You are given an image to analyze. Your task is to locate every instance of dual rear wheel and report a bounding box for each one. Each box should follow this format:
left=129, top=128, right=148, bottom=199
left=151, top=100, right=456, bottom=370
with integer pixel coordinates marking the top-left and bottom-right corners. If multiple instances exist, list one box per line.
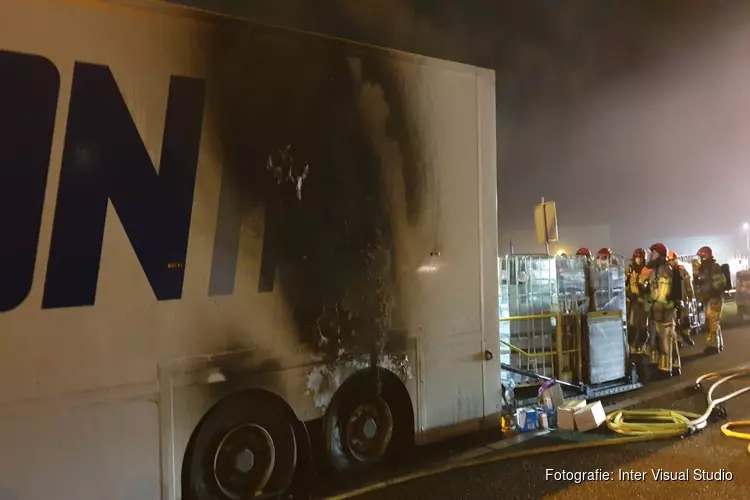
left=183, top=374, right=411, bottom=499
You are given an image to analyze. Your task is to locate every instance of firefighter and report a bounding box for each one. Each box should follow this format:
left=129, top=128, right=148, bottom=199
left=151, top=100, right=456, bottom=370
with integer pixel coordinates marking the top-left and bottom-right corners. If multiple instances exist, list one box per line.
left=596, top=248, right=613, bottom=259
left=576, top=248, right=592, bottom=258
left=626, top=248, right=649, bottom=354
left=667, top=250, right=696, bottom=347
left=694, top=246, right=726, bottom=354
left=645, top=243, right=680, bottom=377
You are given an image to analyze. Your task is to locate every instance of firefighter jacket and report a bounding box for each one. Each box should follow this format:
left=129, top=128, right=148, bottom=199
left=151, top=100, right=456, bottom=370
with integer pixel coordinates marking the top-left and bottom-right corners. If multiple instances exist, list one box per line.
left=645, top=259, right=676, bottom=323
left=672, top=265, right=694, bottom=303
left=694, top=259, right=726, bottom=301
left=626, top=263, right=647, bottom=303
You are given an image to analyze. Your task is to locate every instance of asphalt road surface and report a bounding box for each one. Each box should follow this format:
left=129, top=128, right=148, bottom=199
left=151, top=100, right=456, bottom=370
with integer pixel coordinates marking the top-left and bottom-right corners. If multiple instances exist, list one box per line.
left=354, top=381, right=750, bottom=500
left=345, top=322, right=750, bottom=500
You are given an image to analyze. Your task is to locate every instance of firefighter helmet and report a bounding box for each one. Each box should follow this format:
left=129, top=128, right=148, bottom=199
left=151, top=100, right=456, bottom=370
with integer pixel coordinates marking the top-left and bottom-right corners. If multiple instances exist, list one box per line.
left=667, top=250, right=678, bottom=261
left=632, top=248, right=646, bottom=261
left=576, top=248, right=592, bottom=257
left=649, top=243, right=668, bottom=258
left=697, top=246, right=713, bottom=260
left=596, top=248, right=612, bottom=258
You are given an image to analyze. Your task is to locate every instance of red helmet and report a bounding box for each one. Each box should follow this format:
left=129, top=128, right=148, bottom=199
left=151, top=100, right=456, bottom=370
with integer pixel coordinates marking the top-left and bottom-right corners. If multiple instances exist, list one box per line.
left=650, top=243, right=668, bottom=258
left=576, top=248, right=592, bottom=257
left=596, top=248, right=613, bottom=258
left=632, top=248, right=646, bottom=260
left=697, top=246, right=713, bottom=260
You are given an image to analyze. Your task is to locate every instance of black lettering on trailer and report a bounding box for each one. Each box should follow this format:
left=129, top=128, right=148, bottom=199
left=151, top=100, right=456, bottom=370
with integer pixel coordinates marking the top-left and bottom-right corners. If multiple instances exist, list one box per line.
left=43, top=62, right=205, bottom=308
left=0, top=51, right=60, bottom=312
left=0, top=51, right=212, bottom=311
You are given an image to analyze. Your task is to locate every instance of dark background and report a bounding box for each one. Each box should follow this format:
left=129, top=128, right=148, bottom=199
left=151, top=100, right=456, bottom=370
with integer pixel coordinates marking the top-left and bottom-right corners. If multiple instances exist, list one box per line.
left=167, top=0, right=750, bottom=250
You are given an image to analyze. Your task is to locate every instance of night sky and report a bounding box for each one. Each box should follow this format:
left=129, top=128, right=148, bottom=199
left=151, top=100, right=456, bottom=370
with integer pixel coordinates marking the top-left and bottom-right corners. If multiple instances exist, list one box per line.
left=169, top=0, right=750, bottom=251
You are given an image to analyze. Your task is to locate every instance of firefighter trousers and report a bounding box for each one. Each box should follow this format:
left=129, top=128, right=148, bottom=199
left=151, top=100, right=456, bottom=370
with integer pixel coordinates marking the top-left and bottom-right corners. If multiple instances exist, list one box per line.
left=648, top=320, right=680, bottom=373
left=705, top=298, right=724, bottom=351
left=627, top=300, right=649, bottom=354
left=675, top=302, right=691, bottom=337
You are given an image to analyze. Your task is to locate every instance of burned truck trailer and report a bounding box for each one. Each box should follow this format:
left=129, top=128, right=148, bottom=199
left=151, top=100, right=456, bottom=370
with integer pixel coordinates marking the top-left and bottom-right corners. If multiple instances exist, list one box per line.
left=0, top=0, right=500, bottom=498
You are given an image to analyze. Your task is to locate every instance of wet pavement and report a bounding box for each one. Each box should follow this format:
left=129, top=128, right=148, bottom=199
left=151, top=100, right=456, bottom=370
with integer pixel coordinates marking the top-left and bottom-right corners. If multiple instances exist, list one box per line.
left=352, top=377, right=750, bottom=500
left=324, top=320, right=750, bottom=500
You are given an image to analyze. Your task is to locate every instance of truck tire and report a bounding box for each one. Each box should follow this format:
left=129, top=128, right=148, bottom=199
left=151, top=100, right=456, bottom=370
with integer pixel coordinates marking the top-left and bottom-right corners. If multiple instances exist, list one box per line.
left=183, top=391, right=298, bottom=500
left=323, top=369, right=413, bottom=475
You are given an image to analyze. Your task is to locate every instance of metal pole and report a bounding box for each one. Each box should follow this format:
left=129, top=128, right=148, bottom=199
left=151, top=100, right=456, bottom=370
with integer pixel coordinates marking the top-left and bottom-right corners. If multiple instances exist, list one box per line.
left=745, top=229, right=749, bottom=255
left=541, top=196, right=550, bottom=256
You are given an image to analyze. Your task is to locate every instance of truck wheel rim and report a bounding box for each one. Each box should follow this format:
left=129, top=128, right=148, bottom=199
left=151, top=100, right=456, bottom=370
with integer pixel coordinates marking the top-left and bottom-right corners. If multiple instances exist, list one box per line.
left=344, top=398, right=393, bottom=463
left=213, top=424, right=275, bottom=499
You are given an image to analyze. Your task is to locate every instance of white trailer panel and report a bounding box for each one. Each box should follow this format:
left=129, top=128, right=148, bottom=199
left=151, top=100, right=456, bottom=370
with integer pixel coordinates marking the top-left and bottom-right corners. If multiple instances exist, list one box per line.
left=0, top=0, right=499, bottom=498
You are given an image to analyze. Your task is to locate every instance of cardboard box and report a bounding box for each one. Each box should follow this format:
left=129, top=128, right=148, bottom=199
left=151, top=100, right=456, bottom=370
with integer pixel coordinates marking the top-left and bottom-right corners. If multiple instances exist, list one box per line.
left=557, top=399, right=586, bottom=431
left=574, top=400, right=607, bottom=432
left=539, top=383, right=565, bottom=411
left=516, top=408, right=538, bottom=432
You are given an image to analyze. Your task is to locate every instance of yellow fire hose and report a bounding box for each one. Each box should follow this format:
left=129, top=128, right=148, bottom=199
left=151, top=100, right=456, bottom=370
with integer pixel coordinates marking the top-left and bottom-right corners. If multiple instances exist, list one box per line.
left=606, top=367, right=750, bottom=453
left=721, top=422, right=750, bottom=454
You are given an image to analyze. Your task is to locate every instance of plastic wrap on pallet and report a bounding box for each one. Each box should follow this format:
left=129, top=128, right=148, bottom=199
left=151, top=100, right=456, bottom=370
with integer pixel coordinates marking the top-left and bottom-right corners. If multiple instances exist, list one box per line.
left=589, top=255, right=627, bottom=321
left=555, top=255, right=589, bottom=313
left=587, top=314, right=627, bottom=384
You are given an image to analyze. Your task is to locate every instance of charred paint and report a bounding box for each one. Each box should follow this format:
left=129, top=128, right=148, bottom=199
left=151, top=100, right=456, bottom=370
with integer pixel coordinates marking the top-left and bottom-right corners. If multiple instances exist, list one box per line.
left=204, top=19, right=424, bottom=363
left=305, top=353, right=412, bottom=411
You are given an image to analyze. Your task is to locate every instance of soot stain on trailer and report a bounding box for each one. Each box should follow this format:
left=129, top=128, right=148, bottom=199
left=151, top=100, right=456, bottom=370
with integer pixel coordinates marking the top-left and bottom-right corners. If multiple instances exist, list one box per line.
left=204, top=20, right=425, bottom=365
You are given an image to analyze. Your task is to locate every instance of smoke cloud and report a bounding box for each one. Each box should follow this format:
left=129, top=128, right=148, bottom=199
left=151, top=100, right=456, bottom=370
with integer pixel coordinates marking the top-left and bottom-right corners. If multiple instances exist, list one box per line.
left=170, top=0, right=750, bottom=255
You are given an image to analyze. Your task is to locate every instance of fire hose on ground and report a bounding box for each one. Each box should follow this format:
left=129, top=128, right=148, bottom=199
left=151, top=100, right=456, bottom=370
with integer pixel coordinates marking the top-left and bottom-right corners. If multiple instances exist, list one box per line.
left=326, top=368, right=750, bottom=499
left=606, top=367, right=750, bottom=453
